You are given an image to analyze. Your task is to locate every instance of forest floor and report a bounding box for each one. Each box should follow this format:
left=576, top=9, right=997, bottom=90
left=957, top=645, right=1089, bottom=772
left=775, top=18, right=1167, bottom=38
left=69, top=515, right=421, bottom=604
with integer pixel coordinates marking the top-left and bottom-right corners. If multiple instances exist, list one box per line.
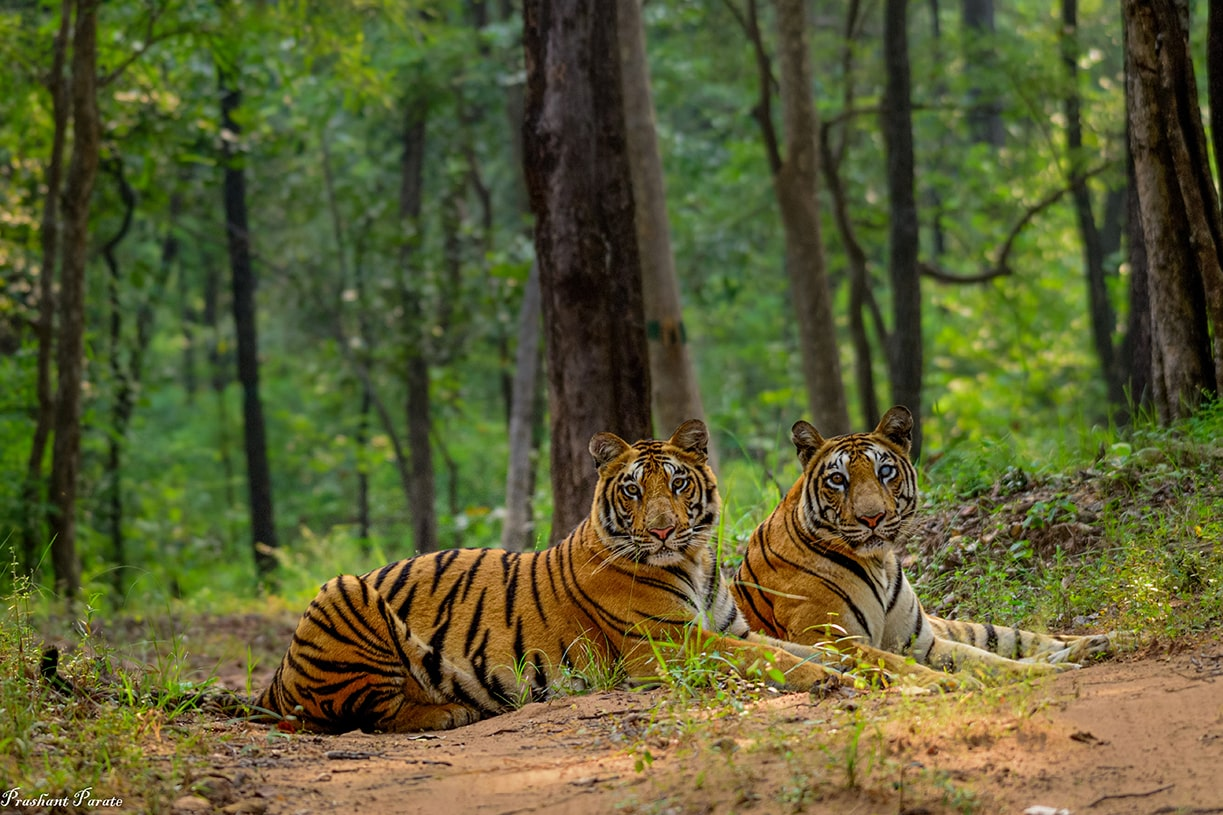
left=156, top=617, right=1223, bottom=815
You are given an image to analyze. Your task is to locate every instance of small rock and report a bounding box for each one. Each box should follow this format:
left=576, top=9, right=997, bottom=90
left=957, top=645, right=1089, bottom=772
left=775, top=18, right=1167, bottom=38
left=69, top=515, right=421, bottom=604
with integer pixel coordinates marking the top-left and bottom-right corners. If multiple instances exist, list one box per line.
left=171, top=796, right=211, bottom=814
left=222, top=801, right=268, bottom=815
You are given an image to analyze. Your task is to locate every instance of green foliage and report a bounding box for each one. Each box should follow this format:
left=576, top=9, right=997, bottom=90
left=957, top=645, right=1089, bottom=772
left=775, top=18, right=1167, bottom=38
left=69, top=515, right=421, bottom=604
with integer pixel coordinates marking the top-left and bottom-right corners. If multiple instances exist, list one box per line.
left=915, top=401, right=1223, bottom=639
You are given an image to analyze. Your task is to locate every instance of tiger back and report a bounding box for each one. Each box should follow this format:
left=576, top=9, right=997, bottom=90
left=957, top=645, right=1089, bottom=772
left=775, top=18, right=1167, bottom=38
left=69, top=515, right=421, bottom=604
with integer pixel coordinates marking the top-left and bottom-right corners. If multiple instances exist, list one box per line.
left=731, top=406, right=1132, bottom=680
left=255, top=421, right=855, bottom=734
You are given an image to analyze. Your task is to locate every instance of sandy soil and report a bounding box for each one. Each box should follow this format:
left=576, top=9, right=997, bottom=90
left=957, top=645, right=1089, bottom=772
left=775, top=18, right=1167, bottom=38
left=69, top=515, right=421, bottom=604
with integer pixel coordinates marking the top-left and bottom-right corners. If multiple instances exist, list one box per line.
left=172, top=633, right=1223, bottom=815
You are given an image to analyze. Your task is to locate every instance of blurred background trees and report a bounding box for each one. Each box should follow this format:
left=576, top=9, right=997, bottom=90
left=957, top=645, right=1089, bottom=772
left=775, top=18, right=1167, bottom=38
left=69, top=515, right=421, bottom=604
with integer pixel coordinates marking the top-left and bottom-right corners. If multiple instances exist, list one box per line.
left=0, top=0, right=1219, bottom=603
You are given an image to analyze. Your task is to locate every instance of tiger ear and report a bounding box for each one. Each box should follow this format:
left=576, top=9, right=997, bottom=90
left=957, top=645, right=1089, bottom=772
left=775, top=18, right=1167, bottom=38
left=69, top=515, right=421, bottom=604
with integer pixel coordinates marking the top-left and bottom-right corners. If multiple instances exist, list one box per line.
left=875, top=405, right=914, bottom=454
left=668, top=419, right=708, bottom=462
left=589, top=432, right=631, bottom=471
left=791, top=421, right=825, bottom=467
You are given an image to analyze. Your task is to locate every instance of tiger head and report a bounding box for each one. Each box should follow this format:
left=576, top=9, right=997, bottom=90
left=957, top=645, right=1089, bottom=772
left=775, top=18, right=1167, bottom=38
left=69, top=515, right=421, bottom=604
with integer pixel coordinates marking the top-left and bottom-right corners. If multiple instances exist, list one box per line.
left=790, top=406, right=918, bottom=555
left=587, top=420, right=719, bottom=566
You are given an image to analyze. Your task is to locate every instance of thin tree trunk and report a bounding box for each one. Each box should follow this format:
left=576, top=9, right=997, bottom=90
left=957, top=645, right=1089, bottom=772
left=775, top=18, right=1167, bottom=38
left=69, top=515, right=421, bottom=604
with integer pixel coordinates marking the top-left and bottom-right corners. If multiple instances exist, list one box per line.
left=769, top=0, right=849, bottom=435
left=49, top=0, right=101, bottom=601
left=1062, top=0, right=1123, bottom=406
left=102, top=156, right=136, bottom=596
left=962, top=0, right=1004, bottom=146
left=522, top=0, right=653, bottom=542
left=501, top=0, right=542, bottom=551
left=883, top=0, right=925, bottom=456
left=22, top=0, right=72, bottom=575
left=617, top=0, right=709, bottom=438
left=501, top=261, right=542, bottom=552
left=1122, top=142, right=1152, bottom=413
left=1209, top=0, right=1223, bottom=202
left=398, top=102, right=438, bottom=555
left=219, top=68, right=279, bottom=578
left=1123, top=0, right=1223, bottom=421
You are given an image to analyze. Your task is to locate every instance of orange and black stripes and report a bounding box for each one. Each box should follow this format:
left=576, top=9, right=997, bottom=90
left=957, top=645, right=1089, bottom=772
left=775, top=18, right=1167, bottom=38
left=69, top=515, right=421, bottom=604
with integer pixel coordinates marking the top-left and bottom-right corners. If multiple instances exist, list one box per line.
left=255, top=420, right=850, bottom=734
left=732, top=406, right=1131, bottom=681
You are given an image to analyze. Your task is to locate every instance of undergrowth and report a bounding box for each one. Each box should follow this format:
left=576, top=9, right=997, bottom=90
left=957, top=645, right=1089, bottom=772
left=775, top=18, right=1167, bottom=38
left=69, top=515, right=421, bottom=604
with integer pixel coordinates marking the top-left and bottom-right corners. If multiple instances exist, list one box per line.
left=0, top=565, right=228, bottom=813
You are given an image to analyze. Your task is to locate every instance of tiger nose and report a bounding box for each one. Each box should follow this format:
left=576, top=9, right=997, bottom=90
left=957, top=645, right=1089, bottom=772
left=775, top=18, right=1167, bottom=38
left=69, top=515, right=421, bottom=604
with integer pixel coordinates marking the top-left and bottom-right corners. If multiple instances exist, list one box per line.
left=648, top=526, right=675, bottom=542
left=858, top=512, right=885, bottom=529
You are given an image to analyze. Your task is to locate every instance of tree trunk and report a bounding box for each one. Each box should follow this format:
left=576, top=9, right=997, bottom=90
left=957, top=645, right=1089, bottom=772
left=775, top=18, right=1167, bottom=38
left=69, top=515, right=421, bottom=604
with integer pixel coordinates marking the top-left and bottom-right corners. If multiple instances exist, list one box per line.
left=771, top=0, right=849, bottom=435
left=616, top=0, right=709, bottom=438
left=1062, top=0, right=1123, bottom=406
left=1209, top=0, right=1223, bottom=202
left=22, top=0, right=72, bottom=576
left=397, top=102, right=438, bottom=555
left=882, top=0, right=925, bottom=457
left=102, top=156, right=136, bottom=597
left=501, top=0, right=542, bottom=552
left=522, top=0, right=653, bottom=543
left=49, top=0, right=100, bottom=601
left=219, top=68, right=279, bottom=579
left=1122, top=142, right=1152, bottom=412
left=962, top=0, right=1004, bottom=147
left=501, top=261, right=542, bottom=552
left=1123, top=0, right=1223, bottom=422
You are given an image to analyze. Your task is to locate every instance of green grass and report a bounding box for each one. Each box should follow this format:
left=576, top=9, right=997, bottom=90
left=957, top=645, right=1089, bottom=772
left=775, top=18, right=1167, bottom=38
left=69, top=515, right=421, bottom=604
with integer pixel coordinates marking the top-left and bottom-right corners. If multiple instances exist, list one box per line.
left=0, top=563, right=245, bottom=813
left=912, top=401, right=1223, bottom=640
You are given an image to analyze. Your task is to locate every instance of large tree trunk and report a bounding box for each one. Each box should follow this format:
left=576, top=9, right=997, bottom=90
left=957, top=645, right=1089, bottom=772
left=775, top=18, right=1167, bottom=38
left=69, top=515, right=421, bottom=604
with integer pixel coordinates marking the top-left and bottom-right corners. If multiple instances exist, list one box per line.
left=1062, top=0, right=1123, bottom=406
left=522, top=0, right=652, bottom=543
left=617, top=0, right=709, bottom=438
left=882, top=0, right=924, bottom=457
left=22, top=0, right=72, bottom=576
left=49, top=0, right=100, bottom=601
left=770, top=0, right=849, bottom=435
left=501, top=261, right=542, bottom=552
left=219, top=68, right=279, bottom=579
left=397, top=103, right=438, bottom=555
left=1123, top=0, right=1223, bottom=422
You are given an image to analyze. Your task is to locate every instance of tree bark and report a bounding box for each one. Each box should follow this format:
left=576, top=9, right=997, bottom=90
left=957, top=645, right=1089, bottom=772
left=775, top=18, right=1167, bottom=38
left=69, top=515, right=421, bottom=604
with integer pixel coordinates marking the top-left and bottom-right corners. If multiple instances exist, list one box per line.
left=1122, top=142, right=1152, bottom=412
left=22, top=0, right=72, bottom=576
left=882, top=0, right=925, bottom=456
left=397, top=102, right=438, bottom=555
left=616, top=0, right=709, bottom=438
left=219, top=67, right=279, bottom=579
left=1123, top=0, right=1223, bottom=422
left=501, top=0, right=542, bottom=552
left=49, top=0, right=100, bottom=601
left=770, top=0, right=849, bottom=435
left=523, top=0, right=652, bottom=543
left=1062, top=0, right=1123, bottom=406
left=102, top=156, right=136, bottom=596
left=501, top=261, right=542, bottom=552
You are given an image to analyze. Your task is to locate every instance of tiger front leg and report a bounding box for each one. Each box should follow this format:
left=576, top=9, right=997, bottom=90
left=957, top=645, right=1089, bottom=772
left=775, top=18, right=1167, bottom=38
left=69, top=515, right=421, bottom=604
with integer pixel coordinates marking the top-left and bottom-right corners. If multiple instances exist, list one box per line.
left=924, top=636, right=1066, bottom=682
left=724, top=632, right=862, bottom=692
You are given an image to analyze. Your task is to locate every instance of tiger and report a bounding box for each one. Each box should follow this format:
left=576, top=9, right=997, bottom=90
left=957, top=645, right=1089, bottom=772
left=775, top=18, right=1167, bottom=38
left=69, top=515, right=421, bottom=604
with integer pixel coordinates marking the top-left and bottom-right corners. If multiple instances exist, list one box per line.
left=731, top=406, right=1133, bottom=680
left=255, top=420, right=868, bottom=734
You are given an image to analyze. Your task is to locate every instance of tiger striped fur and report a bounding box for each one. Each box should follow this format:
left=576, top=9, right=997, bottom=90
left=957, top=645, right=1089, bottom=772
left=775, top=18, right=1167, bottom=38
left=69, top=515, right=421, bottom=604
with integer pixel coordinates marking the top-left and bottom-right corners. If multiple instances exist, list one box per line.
left=256, top=421, right=858, bottom=734
left=731, top=406, right=1132, bottom=681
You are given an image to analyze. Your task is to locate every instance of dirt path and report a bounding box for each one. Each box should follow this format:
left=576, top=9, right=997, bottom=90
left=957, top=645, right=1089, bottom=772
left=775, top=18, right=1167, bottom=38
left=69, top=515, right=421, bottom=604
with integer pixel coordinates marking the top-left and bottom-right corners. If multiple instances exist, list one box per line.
left=178, top=635, right=1223, bottom=815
